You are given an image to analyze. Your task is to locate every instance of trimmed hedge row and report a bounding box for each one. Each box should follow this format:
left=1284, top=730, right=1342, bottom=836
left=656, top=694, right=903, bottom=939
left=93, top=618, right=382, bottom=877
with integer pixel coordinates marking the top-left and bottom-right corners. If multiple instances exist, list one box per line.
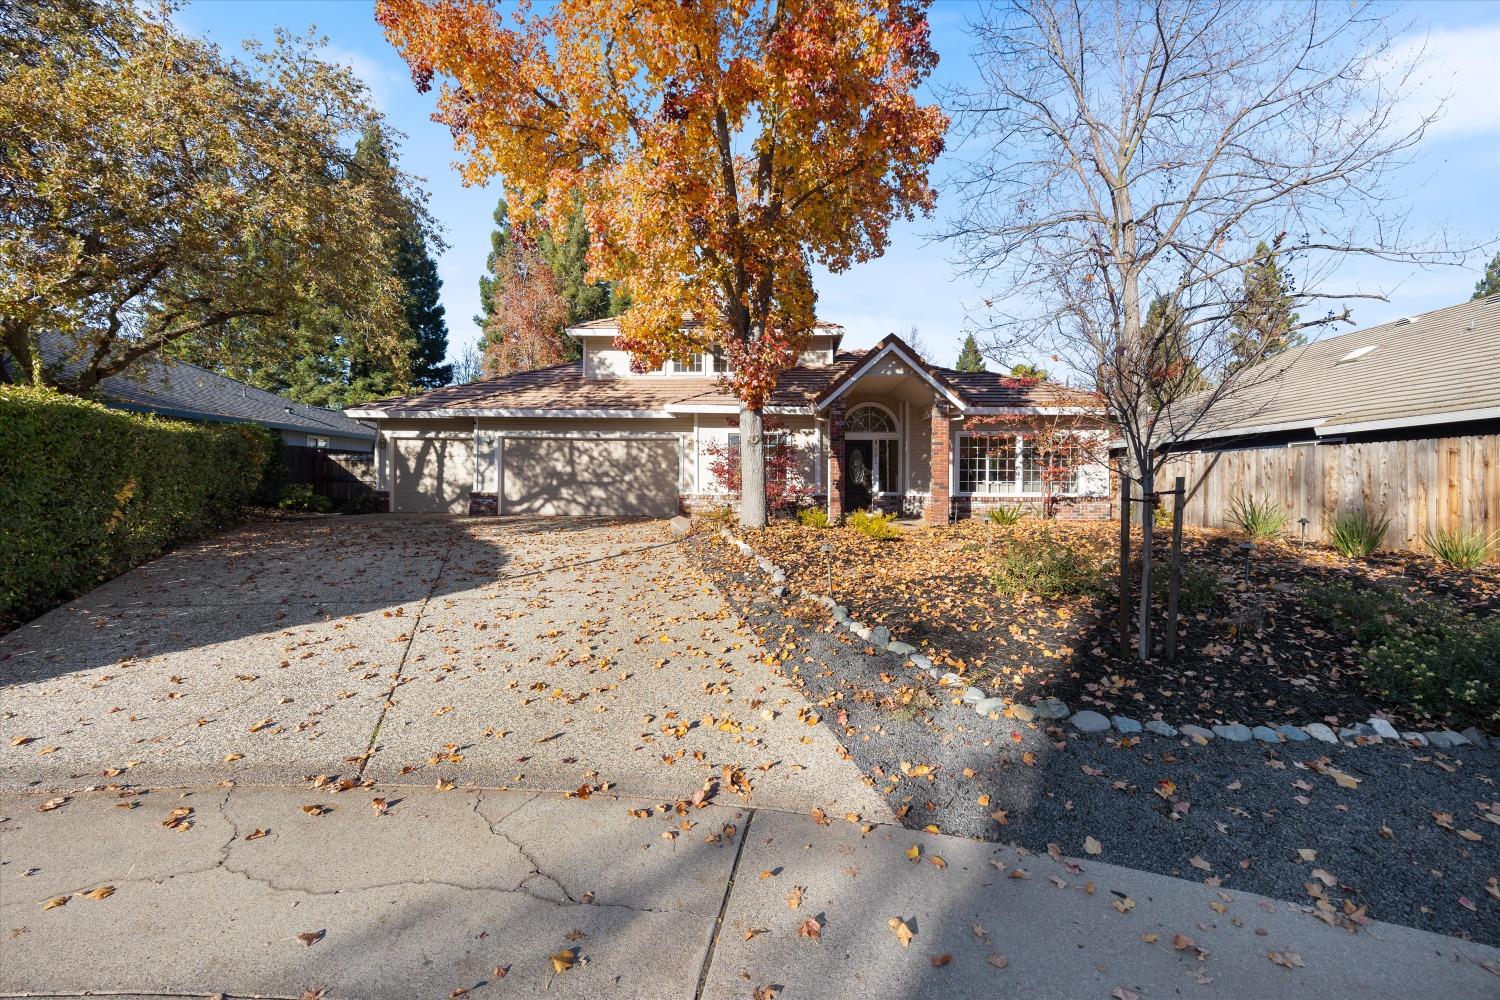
left=0, top=386, right=273, bottom=627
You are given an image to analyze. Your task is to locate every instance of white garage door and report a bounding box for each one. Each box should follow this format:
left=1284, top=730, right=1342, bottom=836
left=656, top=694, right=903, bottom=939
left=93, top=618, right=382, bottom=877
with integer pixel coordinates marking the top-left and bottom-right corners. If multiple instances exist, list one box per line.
left=394, top=437, right=473, bottom=513
left=503, top=437, right=679, bottom=517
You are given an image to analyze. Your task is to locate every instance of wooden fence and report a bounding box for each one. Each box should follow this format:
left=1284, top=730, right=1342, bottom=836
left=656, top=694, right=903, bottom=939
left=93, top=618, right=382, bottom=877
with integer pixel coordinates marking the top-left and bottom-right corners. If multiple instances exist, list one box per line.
left=1159, top=433, right=1500, bottom=554
left=282, top=446, right=377, bottom=504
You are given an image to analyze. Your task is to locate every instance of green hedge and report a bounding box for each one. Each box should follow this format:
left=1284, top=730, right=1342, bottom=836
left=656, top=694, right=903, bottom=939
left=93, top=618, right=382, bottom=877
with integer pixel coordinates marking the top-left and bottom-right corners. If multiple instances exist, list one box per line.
left=0, top=386, right=273, bottom=627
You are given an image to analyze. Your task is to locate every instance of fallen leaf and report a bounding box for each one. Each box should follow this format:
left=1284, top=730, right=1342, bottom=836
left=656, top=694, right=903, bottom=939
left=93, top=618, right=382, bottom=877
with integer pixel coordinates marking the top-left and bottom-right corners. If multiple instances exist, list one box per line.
left=549, top=949, right=576, bottom=973
left=986, top=954, right=1009, bottom=969
left=42, top=896, right=68, bottom=911
left=888, top=917, right=915, bottom=947
left=82, top=885, right=115, bottom=900
left=787, top=886, right=805, bottom=909
left=929, top=953, right=952, bottom=967
left=1083, top=836, right=1102, bottom=856
left=296, top=930, right=325, bottom=947
left=797, top=916, right=822, bottom=940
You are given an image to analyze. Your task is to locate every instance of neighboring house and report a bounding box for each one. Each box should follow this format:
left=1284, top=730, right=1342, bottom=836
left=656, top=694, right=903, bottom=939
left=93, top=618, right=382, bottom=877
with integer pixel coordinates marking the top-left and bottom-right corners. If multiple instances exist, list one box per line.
left=3, top=338, right=376, bottom=452
left=1158, top=294, right=1500, bottom=551
left=346, top=321, right=1112, bottom=521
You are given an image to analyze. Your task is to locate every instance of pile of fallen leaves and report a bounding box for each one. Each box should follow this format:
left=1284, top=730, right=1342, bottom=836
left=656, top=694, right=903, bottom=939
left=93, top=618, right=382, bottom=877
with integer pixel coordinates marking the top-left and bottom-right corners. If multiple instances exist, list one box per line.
left=736, top=518, right=1500, bottom=729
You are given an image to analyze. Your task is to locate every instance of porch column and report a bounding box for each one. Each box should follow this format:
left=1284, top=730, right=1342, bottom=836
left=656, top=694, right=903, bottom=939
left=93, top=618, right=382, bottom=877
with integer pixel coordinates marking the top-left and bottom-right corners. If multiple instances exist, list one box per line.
left=827, top=399, right=847, bottom=523
left=923, top=402, right=952, bottom=526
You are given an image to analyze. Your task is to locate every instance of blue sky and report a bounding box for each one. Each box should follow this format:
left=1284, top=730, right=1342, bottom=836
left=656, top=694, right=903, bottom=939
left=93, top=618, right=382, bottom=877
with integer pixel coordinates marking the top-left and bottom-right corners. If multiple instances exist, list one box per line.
left=179, top=0, right=1500, bottom=372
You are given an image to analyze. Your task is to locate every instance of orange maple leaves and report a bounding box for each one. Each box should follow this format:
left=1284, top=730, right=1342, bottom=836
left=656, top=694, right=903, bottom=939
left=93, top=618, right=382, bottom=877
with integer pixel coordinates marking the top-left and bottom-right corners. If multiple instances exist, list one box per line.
left=377, top=0, right=947, bottom=408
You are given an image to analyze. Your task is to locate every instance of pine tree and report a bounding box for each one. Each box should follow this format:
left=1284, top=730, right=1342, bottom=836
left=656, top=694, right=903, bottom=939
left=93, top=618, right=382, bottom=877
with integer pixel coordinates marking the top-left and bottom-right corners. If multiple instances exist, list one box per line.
left=955, top=334, right=986, bottom=372
left=1144, top=294, right=1207, bottom=410
left=475, top=197, right=511, bottom=327
left=1473, top=250, right=1500, bottom=300
left=397, top=224, right=450, bottom=387
left=1229, top=240, right=1304, bottom=372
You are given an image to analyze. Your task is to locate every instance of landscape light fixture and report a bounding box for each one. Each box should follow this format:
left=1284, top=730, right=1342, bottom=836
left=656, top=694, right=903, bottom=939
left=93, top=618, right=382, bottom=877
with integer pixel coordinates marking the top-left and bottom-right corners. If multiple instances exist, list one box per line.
left=1238, top=541, right=1255, bottom=580
left=1297, top=517, right=1311, bottom=543
left=821, top=542, right=833, bottom=598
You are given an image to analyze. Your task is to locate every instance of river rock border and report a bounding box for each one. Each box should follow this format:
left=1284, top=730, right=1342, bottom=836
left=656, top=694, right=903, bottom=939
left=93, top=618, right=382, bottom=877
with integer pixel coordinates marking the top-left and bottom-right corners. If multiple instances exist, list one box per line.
left=718, top=527, right=1497, bottom=753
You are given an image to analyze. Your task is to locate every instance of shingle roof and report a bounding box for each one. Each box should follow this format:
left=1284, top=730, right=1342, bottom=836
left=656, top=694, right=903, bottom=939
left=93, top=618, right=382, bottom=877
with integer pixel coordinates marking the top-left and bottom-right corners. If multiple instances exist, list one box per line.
left=351, top=346, right=1101, bottom=415
left=13, top=335, right=374, bottom=441
left=1168, top=295, right=1500, bottom=440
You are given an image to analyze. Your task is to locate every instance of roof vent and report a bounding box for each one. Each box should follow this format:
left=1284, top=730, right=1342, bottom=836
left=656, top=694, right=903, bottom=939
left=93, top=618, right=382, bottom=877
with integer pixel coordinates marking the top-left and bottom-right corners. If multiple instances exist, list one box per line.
left=1392, top=316, right=1417, bottom=326
left=1487, top=293, right=1500, bottom=306
left=1337, top=344, right=1378, bottom=364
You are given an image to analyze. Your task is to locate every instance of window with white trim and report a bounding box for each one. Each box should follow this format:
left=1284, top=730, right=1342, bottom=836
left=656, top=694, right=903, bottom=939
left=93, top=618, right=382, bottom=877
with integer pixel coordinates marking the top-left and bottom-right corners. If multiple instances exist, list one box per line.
left=673, top=353, right=707, bottom=374
left=958, top=434, right=1019, bottom=495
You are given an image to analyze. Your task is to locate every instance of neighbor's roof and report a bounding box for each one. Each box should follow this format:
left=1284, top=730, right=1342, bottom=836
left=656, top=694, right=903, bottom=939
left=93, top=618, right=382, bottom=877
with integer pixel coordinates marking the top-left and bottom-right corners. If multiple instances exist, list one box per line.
left=11, top=334, right=375, bottom=441
left=1166, top=295, right=1500, bottom=441
left=349, top=345, right=1102, bottom=417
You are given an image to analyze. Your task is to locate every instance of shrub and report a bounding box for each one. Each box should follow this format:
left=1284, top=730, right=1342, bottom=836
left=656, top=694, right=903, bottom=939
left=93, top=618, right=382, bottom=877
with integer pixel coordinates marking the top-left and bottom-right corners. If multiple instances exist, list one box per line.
left=0, top=386, right=271, bottom=627
left=1327, top=509, right=1390, bottom=558
left=1423, top=525, right=1499, bottom=571
left=1302, top=581, right=1499, bottom=725
left=1149, top=560, right=1222, bottom=613
left=1228, top=495, right=1289, bottom=541
left=990, top=531, right=1109, bottom=599
left=1153, top=503, right=1174, bottom=530
left=986, top=504, right=1026, bottom=526
left=847, top=509, right=901, bottom=540
left=338, top=492, right=384, bottom=515
left=277, top=483, right=333, bottom=513
left=797, top=507, right=830, bottom=529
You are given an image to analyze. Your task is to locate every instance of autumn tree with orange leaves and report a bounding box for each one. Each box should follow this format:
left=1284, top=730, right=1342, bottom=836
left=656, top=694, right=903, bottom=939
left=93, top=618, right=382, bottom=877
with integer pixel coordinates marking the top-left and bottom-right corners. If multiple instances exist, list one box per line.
left=480, top=239, right=572, bottom=379
left=377, top=0, right=947, bottom=527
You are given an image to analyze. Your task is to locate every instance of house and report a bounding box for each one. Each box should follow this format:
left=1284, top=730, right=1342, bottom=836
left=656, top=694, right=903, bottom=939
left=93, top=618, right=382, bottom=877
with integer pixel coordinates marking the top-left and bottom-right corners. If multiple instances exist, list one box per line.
left=1158, top=294, right=1500, bottom=550
left=5, top=337, right=376, bottom=452
left=345, top=321, right=1112, bottom=521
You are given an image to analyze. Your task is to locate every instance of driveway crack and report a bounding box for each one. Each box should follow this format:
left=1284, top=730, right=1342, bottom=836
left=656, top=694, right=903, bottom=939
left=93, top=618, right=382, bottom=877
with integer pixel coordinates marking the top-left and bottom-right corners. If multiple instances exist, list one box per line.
left=693, top=808, right=755, bottom=1000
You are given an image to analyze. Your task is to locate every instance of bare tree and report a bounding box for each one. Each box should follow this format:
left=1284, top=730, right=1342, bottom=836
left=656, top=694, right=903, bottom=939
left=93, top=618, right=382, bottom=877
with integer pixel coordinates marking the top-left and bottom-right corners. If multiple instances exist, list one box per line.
left=945, top=0, right=1465, bottom=657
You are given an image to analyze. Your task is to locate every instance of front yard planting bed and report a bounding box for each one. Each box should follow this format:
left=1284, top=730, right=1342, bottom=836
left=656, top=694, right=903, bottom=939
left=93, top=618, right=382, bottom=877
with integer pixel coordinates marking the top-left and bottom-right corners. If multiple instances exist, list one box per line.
left=733, top=518, right=1500, bottom=732
left=697, top=531, right=1500, bottom=947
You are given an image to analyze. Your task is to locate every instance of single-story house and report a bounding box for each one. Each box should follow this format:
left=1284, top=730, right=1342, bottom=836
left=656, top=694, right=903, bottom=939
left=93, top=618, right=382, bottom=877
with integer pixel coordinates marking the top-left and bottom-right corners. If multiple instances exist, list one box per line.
left=1157, top=294, right=1500, bottom=550
left=346, top=321, right=1112, bottom=522
left=5, top=337, right=376, bottom=452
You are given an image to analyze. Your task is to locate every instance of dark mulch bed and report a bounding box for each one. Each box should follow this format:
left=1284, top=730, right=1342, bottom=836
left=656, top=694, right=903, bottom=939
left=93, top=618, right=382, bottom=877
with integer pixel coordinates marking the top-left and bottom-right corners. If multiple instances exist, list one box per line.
left=698, top=534, right=1500, bottom=947
left=738, top=518, right=1500, bottom=732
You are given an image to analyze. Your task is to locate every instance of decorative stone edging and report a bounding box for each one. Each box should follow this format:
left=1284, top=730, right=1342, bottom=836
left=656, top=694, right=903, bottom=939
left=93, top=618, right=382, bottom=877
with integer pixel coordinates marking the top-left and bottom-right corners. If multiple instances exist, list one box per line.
left=717, top=527, right=1498, bottom=753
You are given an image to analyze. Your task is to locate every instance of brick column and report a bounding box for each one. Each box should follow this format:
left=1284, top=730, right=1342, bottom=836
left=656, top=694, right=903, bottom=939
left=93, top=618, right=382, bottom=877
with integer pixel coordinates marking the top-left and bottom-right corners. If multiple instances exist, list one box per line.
left=923, top=402, right=952, bottom=526
left=827, top=399, right=846, bottom=523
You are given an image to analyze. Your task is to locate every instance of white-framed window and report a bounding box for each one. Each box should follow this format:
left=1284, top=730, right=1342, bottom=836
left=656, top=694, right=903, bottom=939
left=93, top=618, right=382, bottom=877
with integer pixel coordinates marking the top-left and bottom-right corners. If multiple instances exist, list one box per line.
left=958, top=434, right=1019, bottom=495
left=673, top=353, right=707, bottom=374
left=958, top=433, right=1086, bottom=495
left=845, top=403, right=901, bottom=494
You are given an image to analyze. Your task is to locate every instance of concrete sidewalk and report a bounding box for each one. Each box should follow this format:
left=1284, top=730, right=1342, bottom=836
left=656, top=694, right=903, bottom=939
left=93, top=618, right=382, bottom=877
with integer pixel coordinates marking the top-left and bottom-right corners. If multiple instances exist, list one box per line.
left=2, top=784, right=1495, bottom=1000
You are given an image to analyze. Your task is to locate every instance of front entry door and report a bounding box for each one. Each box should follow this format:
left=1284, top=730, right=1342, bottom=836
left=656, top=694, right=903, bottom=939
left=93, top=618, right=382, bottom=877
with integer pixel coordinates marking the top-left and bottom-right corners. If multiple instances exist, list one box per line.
left=844, top=439, right=874, bottom=511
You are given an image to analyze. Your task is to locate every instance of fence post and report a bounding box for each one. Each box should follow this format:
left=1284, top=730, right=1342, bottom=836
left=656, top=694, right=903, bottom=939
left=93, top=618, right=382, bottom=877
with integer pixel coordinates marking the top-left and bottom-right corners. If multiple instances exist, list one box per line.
left=1117, top=459, right=1131, bottom=659
left=1165, top=476, right=1186, bottom=662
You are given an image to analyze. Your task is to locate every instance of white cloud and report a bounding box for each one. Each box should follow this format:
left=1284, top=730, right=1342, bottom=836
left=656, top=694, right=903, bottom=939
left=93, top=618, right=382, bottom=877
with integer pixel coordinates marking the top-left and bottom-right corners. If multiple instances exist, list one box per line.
left=322, top=43, right=399, bottom=113
left=1387, top=23, right=1500, bottom=140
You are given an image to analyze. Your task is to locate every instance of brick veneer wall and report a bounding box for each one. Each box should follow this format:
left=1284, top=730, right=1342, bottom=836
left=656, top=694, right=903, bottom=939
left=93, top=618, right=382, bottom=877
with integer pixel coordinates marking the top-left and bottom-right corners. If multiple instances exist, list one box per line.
left=826, top=399, right=847, bottom=523
left=922, top=403, right=952, bottom=525
left=953, top=494, right=1112, bottom=521
left=468, top=492, right=498, bottom=516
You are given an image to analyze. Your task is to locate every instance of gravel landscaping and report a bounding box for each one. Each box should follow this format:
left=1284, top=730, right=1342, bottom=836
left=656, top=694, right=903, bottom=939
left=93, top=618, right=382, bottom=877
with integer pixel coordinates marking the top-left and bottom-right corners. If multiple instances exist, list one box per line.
left=699, top=532, right=1500, bottom=947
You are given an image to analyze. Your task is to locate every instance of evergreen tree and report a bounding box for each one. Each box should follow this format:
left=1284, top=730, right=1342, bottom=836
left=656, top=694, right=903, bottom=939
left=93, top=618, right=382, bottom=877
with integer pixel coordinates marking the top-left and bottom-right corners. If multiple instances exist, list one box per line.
left=1473, top=250, right=1500, bottom=300
left=955, top=334, right=986, bottom=372
left=397, top=223, right=450, bottom=387
left=1144, top=294, right=1207, bottom=410
left=1229, top=240, right=1304, bottom=372
left=1010, top=362, right=1049, bottom=380
left=475, top=195, right=622, bottom=366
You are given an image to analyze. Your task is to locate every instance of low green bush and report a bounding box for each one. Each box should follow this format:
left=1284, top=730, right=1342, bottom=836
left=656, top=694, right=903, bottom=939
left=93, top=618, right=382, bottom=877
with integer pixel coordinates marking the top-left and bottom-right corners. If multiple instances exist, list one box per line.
left=797, top=507, right=830, bottom=529
left=1149, top=561, right=1222, bottom=613
left=1302, top=581, right=1499, bottom=725
left=1423, top=525, right=1499, bottom=571
left=985, top=505, right=1026, bottom=526
left=847, top=509, right=901, bottom=540
left=338, top=492, right=385, bottom=515
left=1228, top=495, right=1290, bottom=541
left=990, top=531, right=1109, bottom=599
left=1326, top=509, right=1390, bottom=558
left=0, top=386, right=272, bottom=626
left=276, top=483, right=332, bottom=513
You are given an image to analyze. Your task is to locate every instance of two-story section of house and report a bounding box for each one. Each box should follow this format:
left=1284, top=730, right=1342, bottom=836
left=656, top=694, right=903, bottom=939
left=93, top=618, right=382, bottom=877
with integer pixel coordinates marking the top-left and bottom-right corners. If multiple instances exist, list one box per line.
left=345, top=318, right=1111, bottom=522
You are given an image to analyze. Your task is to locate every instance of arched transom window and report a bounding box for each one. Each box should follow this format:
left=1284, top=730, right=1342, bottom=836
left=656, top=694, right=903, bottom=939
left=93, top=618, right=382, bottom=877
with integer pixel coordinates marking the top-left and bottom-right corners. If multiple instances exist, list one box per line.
left=846, top=404, right=897, bottom=436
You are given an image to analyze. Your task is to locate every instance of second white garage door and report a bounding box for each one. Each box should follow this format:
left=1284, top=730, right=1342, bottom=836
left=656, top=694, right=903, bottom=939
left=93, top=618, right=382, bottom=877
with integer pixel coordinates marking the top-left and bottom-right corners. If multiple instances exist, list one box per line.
left=503, top=437, right=679, bottom=517
left=394, top=437, right=473, bottom=513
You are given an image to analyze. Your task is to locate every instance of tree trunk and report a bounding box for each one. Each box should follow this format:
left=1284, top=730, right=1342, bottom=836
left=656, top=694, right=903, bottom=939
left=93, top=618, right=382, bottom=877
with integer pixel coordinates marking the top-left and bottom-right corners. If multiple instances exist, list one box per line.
left=739, top=405, right=768, bottom=529
left=1136, top=461, right=1154, bottom=659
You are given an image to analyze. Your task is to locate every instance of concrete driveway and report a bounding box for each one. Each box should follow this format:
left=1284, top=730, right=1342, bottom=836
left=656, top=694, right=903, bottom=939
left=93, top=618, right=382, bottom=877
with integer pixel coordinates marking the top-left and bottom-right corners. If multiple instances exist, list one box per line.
left=0, top=514, right=887, bottom=819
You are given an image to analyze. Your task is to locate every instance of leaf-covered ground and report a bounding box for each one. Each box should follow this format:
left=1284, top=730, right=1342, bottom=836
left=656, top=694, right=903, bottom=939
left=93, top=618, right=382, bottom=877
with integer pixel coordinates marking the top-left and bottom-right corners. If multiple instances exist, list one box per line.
left=698, top=533, right=1500, bottom=947
left=734, top=518, right=1500, bottom=731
